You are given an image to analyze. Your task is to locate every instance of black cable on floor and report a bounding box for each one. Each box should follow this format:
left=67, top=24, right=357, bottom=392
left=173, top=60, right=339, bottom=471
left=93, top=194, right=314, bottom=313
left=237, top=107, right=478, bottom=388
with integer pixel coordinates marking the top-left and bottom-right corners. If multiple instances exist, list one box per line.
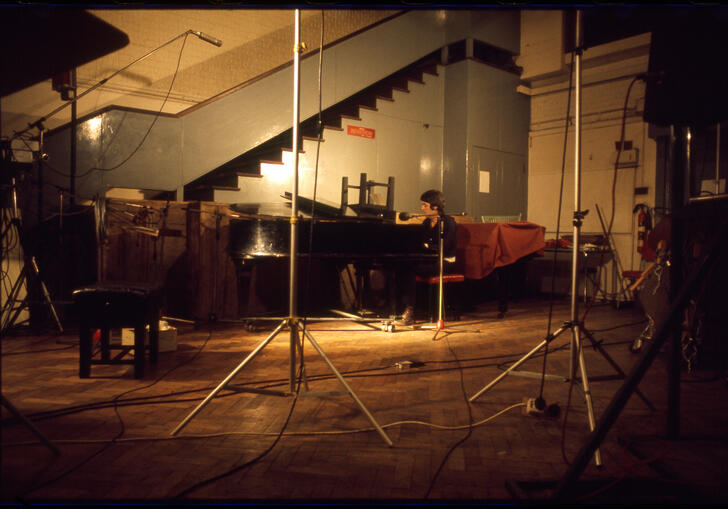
left=172, top=345, right=305, bottom=499
left=16, top=322, right=215, bottom=497
left=3, top=328, right=645, bottom=426
left=423, top=332, right=474, bottom=498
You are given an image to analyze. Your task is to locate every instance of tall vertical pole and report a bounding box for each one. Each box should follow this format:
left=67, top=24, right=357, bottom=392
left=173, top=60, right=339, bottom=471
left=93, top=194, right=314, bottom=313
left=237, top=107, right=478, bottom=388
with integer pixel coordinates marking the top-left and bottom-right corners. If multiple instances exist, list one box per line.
left=571, top=10, right=601, bottom=468
left=667, top=125, right=688, bottom=438
left=288, top=10, right=302, bottom=393
left=716, top=123, right=721, bottom=195
left=70, top=68, right=77, bottom=206
left=37, top=130, right=44, bottom=227
left=570, top=10, right=583, bottom=377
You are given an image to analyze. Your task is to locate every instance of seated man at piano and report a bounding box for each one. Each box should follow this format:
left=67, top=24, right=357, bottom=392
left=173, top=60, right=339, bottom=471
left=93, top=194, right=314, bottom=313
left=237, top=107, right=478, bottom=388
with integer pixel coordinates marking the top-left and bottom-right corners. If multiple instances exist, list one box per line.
left=394, top=189, right=457, bottom=325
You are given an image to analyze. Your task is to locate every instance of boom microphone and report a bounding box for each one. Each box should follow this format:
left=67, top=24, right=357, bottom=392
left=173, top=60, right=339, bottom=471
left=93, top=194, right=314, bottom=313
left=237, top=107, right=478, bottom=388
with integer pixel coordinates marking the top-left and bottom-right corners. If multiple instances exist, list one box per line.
left=192, top=31, right=223, bottom=47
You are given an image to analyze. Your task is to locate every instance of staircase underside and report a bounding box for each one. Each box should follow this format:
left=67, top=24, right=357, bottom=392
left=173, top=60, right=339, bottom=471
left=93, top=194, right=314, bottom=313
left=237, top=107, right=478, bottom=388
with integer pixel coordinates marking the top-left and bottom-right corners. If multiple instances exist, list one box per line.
left=183, top=51, right=441, bottom=202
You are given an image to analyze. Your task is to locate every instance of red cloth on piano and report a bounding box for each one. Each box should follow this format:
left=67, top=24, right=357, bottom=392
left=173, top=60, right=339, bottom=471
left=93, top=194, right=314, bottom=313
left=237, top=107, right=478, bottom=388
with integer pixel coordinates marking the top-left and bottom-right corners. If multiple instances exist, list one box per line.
left=456, top=221, right=546, bottom=279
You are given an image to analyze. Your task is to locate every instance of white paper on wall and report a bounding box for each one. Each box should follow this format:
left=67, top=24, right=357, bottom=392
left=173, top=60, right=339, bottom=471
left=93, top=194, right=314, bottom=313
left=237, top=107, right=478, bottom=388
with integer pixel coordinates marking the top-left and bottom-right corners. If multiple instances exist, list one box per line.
left=479, top=170, right=490, bottom=193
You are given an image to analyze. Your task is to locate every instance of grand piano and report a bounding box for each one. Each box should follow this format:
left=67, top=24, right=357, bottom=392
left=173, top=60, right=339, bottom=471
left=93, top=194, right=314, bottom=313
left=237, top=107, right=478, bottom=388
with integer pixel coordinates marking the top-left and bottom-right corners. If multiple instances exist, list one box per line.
left=227, top=198, right=546, bottom=319
left=228, top=200, right=437, bottom=318
left=229, top=204, right=435, bottom=263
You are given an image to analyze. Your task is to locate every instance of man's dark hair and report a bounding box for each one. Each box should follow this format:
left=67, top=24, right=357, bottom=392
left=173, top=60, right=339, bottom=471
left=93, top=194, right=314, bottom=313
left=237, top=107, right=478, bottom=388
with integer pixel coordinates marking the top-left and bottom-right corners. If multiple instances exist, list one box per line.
left=420, top=189, right=445, bottom=214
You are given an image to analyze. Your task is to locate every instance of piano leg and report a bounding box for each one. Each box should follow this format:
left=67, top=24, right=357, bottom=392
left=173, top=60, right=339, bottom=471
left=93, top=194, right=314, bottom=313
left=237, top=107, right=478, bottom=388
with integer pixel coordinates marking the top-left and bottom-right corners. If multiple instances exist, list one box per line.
left=496, top=256, right=534, bottom=319
left=236, top=266, right=253, bottom=317
left=388, top=261, right=418, bottom=320
left=352, top=262, right=392, bottom=317
left=496, top=266, right=510, bottom=319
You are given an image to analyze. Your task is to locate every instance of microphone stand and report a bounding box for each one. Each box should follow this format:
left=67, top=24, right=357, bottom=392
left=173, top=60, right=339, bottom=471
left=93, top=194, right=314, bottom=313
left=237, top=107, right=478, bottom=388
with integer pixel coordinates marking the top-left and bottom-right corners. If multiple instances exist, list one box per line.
left=1, top=134, right=64, bottom=336
left=5, top=31, right=222, bottom=334
left=11, top=29, right=222, bottom=208
left=468, top=10, right=653, bottom=474
left=12, top=30, right=219, bottom=141
left=422, top=215, right=446, bottom=340
left=418, top=214, right=478, bottom=341
left=171, top=11, right=392, bottom=446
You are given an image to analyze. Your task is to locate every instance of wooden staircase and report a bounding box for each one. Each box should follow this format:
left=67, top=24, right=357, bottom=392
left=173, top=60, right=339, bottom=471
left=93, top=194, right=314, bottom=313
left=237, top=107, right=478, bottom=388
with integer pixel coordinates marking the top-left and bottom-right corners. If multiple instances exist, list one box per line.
left=183, top=52, right=441, bottom=202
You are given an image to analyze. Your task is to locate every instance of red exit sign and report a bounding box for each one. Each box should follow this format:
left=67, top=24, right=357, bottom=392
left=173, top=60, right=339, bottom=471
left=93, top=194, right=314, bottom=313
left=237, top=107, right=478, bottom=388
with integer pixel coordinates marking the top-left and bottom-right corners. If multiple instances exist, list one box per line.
left=347, top=125, right=375, bottom=139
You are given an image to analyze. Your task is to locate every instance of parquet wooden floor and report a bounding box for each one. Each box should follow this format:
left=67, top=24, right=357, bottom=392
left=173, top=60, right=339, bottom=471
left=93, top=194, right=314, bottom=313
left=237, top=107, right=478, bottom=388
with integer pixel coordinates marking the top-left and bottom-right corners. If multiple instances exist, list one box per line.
left=2, top=298, right=727, bottom=505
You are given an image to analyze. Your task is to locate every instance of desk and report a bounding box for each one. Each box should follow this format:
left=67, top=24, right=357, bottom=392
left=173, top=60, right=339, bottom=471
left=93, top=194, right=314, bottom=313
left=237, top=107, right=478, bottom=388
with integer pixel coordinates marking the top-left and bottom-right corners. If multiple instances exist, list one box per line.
left=535, top=247, right=614, bottom=301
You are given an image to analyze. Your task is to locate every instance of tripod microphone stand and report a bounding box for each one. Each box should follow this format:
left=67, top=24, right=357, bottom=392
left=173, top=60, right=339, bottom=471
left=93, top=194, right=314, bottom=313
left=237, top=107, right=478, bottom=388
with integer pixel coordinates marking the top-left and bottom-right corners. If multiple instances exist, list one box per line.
left=1, top=151, right=63, bottom=336
left=171, top=11, right=392, bottom=446
left=12, top=30, right=222, bottom=142
left=432, top=216, right=447, bottom=339
left=468, top=11, right=652, bottom=468
left=419, top=215, right=460, bottom=341
left=469, top=14, right=603, bottom=462
left=3, top=28, right=223, bottom=332
left=0, top=160, right=63, bottom=454
left=396, top=211, right=477, bottom=339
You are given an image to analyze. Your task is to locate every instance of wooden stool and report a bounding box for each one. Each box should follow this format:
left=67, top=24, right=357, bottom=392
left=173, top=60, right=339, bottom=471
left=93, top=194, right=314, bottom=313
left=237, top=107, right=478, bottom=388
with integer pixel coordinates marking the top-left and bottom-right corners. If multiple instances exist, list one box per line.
left=416, top=273, right=466, bottom=321
left=72, top=282, right=162, bottom=379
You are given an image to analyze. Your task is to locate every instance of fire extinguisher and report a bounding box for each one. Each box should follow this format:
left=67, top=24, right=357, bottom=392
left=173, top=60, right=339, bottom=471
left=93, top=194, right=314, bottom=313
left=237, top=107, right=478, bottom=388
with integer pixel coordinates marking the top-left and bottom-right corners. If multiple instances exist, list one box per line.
left=633, top=204, right=652, bottom=254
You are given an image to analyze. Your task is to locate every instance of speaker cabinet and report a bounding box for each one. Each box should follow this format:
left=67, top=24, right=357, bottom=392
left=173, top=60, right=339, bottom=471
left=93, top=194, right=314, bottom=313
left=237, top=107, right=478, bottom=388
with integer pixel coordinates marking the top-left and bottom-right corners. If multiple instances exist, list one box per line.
left=644, top=10, right=728, bottom=126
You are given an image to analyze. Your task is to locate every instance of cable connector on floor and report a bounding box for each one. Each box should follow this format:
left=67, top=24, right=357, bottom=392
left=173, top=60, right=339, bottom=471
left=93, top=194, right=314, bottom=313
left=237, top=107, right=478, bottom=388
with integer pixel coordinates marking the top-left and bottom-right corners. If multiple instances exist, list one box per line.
left=523, top=397, right=560, bottom=418
left=523, top=397, right=542, bottom=416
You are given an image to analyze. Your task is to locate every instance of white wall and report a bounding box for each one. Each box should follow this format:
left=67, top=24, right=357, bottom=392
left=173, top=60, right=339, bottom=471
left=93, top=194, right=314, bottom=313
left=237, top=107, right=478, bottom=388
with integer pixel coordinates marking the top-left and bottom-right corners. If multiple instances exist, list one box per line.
left=521, top=21, right=655, bottom=292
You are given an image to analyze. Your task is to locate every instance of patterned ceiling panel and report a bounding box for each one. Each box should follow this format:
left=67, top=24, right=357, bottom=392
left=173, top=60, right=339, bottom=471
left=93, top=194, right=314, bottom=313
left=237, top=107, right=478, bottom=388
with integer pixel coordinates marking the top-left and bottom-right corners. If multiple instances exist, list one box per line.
left=84, top=9, right=401, bottom=110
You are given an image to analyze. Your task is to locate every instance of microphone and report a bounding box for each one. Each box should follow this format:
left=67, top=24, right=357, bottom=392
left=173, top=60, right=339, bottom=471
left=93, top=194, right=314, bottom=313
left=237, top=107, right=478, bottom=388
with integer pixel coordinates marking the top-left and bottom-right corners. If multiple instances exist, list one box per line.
left=192, top=31, right=223, bottom=47
left=399, top=211, right=444, bottom=221
left=398, top=212, right=428, bottom=221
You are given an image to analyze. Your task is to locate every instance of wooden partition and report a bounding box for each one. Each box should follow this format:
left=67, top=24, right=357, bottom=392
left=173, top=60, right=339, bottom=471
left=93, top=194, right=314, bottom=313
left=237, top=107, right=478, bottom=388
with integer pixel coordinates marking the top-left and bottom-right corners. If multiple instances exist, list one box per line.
left=102, top=199, right=240, bottom=322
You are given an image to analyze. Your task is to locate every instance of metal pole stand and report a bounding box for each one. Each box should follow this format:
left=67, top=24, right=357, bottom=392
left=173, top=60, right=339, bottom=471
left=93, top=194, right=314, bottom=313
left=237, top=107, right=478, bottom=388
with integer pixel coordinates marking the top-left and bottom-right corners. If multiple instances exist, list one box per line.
left=171, top=11, right=391, bottom=447
left=469, top=12, right=640, bottom=470
left=430, top=216, right=448, bottom=340
left=1, top=171, right=63, bottom=336
left=420, top=215, right=477, bottom=341
left=469, top=209, right=607, bottom=468
left=170, top=316, right=392, bottom=446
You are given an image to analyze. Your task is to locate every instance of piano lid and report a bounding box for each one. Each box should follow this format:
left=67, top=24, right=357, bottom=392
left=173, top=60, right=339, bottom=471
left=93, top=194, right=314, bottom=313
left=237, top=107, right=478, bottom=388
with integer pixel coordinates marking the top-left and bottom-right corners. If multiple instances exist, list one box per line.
left=229, top=201, right=392, bottom=223
left=229, top=201, right=359, bottom=220
left=282, top=192, right=350, bottom=218
left=230, top=202, right=293, bottom=218
left=281, top=192, right=397, bottom=221
left=231, top=194, right=394, bottom=222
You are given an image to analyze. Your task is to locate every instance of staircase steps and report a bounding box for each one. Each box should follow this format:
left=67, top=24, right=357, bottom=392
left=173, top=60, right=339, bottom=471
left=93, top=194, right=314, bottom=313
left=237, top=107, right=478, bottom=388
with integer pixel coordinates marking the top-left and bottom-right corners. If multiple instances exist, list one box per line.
left=184, top=50, right=441, bottom=201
